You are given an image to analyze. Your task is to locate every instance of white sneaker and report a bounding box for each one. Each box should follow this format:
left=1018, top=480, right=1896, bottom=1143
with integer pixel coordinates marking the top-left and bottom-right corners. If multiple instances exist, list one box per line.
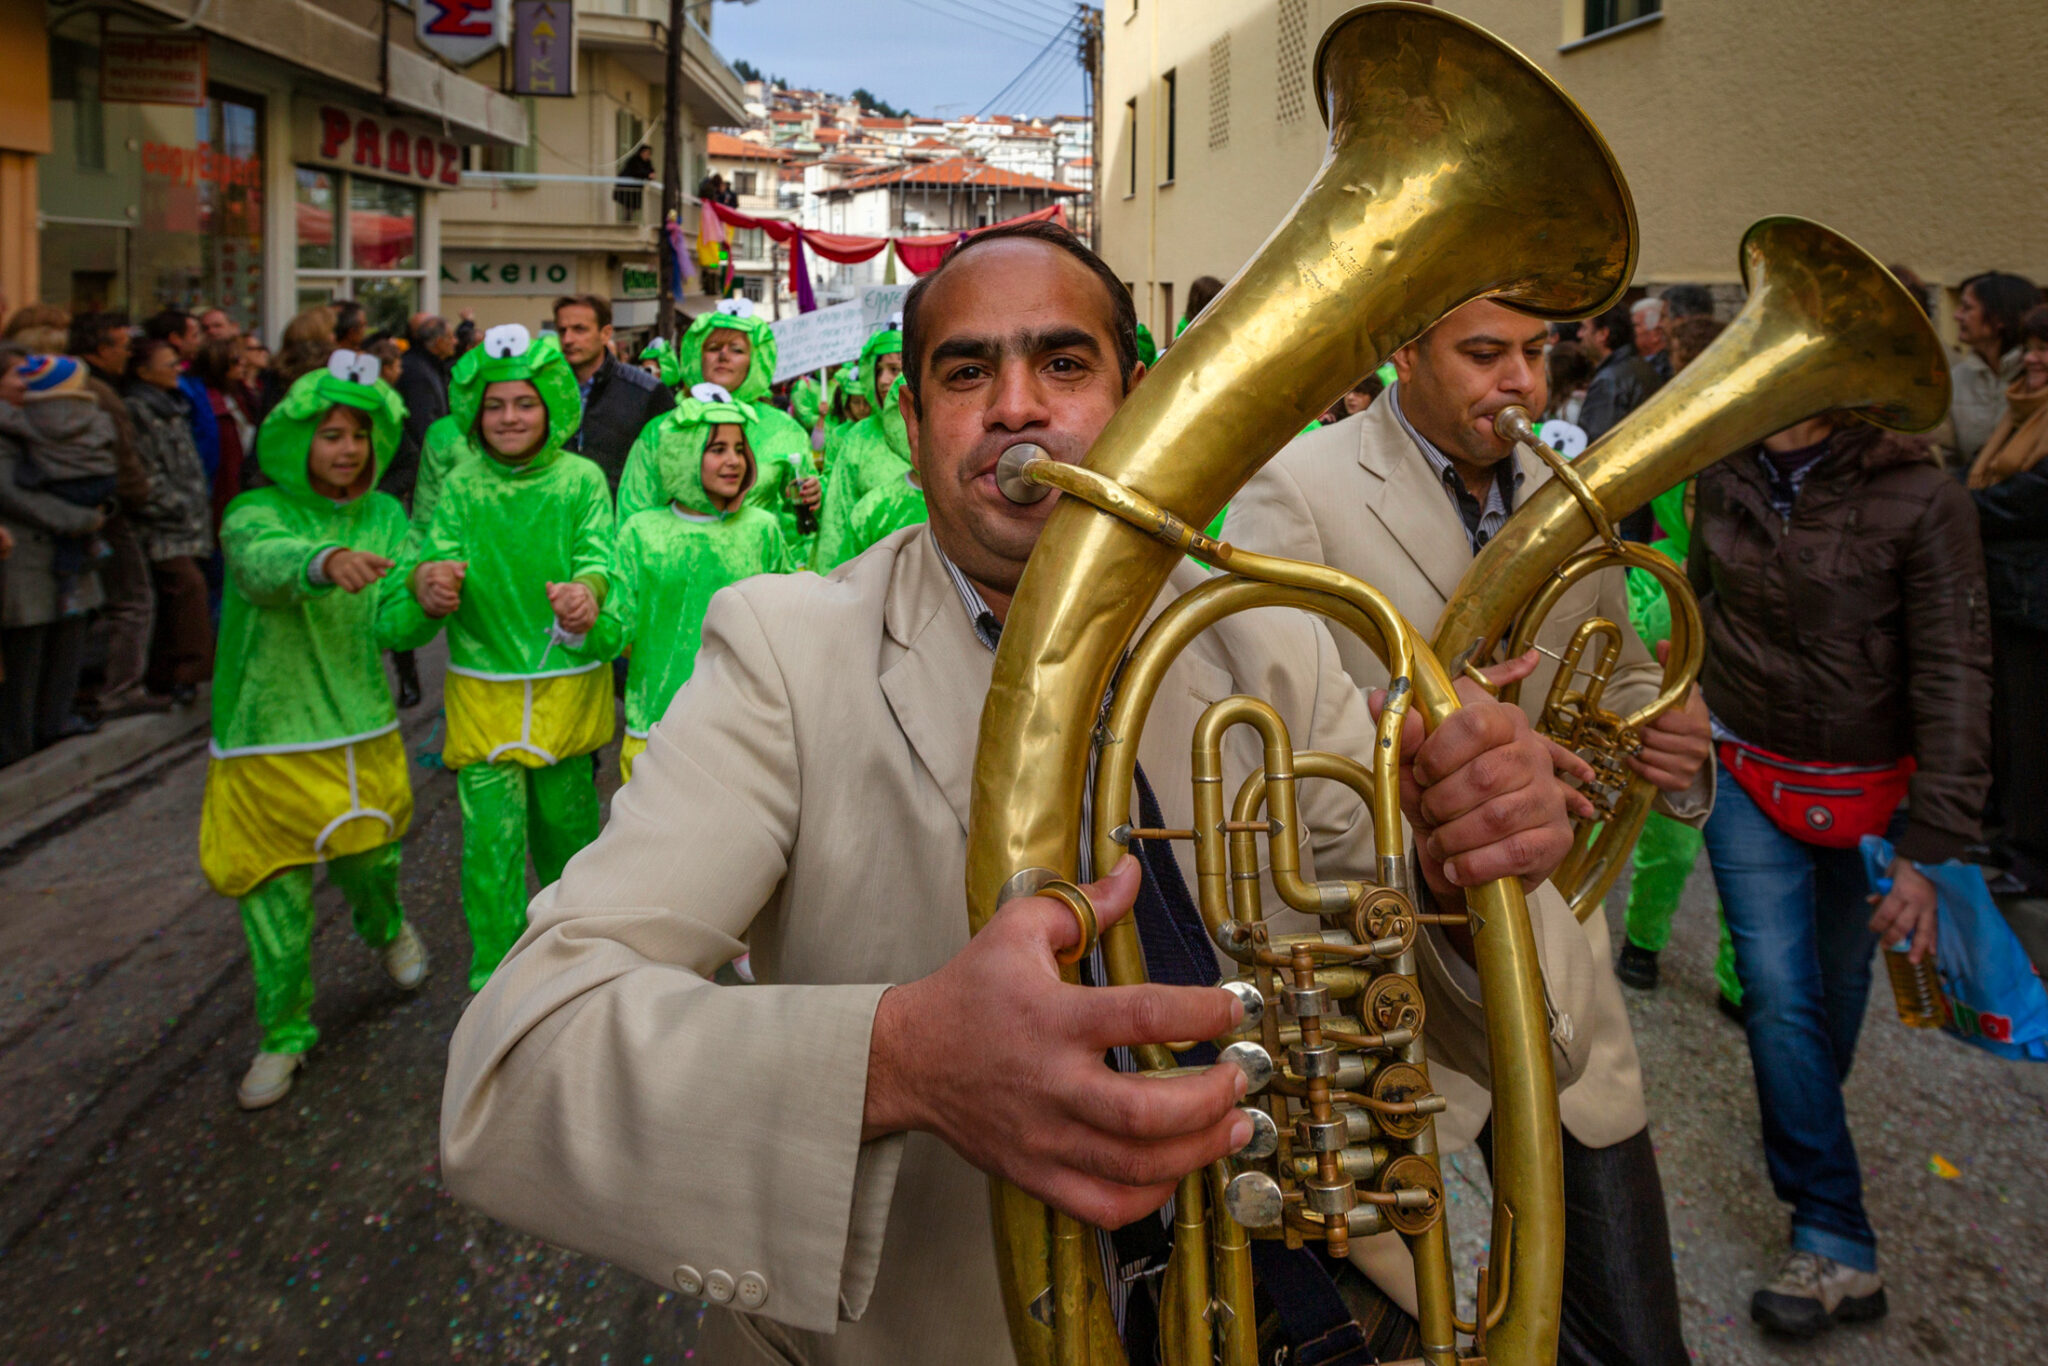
left=237, top=1051, right=302, bottom=1110
left=1751, top=1249, right=1887, bottom=1336
left=382, top=923, right=429, bottom=989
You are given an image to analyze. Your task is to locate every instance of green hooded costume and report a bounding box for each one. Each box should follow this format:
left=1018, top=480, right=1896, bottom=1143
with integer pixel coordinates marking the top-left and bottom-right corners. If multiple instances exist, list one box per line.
left=200, top=357, right=418, bottom=1056
left=790, top=373, right=823, bottom=434
left=595, top=394, right=792, bottom=784
left=618, top=307, right=817, bottom=557
left=845, top=466, right=928, bottom=564
left=1616, top=477, right=1738, bottom=1004
left=813, top=334, right=909, bottom=570
left=1134, top=323, right=1159, bottom=369
left=385, top=326, right=618, bottom=989
left=640, top=335, right=684, bottom=390
left=819, top=362, right=873, bottom=464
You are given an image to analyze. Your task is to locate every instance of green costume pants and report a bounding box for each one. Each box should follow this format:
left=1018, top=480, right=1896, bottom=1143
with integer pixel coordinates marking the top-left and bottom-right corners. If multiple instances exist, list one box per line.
left=1623, top=811, right=1744, bottom=1005
left=238, top=843, right=403, bottom=1055
left=456, top=754, right=601, bottom=990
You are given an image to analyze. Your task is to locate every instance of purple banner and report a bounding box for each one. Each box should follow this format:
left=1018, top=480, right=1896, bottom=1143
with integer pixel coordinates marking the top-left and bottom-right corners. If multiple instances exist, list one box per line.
left=511, top=1, right=574, bottom=98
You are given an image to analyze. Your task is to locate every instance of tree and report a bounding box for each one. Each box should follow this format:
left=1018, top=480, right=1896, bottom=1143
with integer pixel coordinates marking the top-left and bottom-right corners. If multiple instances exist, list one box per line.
left=850, top=87, right=910, bottom=119
left=733, top=57, right=763, bottom=82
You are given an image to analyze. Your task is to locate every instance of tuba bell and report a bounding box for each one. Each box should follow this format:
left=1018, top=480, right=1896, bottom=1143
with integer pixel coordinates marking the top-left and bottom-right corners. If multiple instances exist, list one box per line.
left=1430, top=217, right=1953, bottom=919
left=965, top=5, right=1636, bottom=1363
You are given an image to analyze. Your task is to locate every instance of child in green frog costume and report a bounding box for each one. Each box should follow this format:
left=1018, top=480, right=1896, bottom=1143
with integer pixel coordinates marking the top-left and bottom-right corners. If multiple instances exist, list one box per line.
left=1619, top=478, right=1741, bottom=1008
left=200, top=352, right=429, bottom=1111
left=617, top=302, right=819, bottom=559
left=812, top=328, right=908, bottom=570
left=840, top=375, right=929, bottom=562
left=597, top=388, right=792, bottom=784
left=819, top=361, right=874, bottom=473
left=387, top=326, right=618, bottom=990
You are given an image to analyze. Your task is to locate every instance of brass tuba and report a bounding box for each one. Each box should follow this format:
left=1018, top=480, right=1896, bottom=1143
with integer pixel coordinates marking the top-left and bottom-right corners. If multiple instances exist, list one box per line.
left=965, top=5, right=1634, bottom=1362
left=1430, top=218, right=1953, bottom=919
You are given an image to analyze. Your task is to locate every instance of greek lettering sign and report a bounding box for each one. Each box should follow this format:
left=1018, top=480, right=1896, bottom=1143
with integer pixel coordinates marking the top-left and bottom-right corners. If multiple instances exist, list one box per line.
left=511, top=2, right=576, bottom=98
left=295, top=101, right=463, bottom=189
left=101, top=34, right=208, bottom=107
left=769, top=285, right=916, bottom=381
left=417, top=0, right=510, bottom=67
left=441, top=252, right=577, bottom=296
left=620, top=265, right=660, bottom=298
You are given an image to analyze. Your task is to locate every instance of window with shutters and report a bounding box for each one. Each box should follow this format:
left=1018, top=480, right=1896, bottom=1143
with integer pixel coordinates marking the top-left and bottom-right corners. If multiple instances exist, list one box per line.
left=1208, top=35, right=1230, bottom=150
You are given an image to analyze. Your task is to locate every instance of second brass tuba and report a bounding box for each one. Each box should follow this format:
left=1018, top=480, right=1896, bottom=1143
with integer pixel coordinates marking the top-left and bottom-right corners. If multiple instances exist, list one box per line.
left=1431, top=218, right=1954, bottom=918
left=966, top=5, right=1634, bottom=1363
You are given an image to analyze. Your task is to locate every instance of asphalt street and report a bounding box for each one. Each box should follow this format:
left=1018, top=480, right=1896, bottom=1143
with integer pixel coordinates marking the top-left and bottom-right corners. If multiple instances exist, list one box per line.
left=0, top=664, right=2043, bottom=1363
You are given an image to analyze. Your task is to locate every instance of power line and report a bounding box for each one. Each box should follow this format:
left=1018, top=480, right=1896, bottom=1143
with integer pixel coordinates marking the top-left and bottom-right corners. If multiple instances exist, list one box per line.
left=974, top=16, right=1079, bottom=117
left=936, top=0, right=1066, bottom=39
left=893, top=0, right=1060, bottom=46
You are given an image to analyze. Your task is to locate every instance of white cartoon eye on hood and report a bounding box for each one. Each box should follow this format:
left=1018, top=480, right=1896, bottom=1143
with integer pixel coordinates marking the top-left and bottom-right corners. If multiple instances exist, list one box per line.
left=483, top=324, right=533, bottom=359
left=327, top=350, right=381, bottom=386
left=714, top=297, right=757, bottom=320
left=887, top=310, right=904, bottom=330
left=690, top=383, right=735, bottom=404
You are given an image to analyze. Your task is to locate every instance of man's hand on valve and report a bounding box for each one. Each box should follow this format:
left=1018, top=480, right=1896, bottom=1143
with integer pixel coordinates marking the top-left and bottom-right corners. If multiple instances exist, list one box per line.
left=1369, top=649, right=1590, bottom=903
left=863, top=856, right=1253, bottom=1230
left=1630, top=639, right=1713, bottom=793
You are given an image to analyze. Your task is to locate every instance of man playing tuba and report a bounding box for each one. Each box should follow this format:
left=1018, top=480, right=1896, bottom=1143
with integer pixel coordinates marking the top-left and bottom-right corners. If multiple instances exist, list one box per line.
left=442, top=224, right=1607, bottom=1365
left=1227, top=300, right=1716, bottom=1366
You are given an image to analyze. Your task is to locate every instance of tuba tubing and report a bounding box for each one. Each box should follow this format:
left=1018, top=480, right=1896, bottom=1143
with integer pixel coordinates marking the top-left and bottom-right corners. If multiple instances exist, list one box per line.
left=966, top=5, right=1637, bottom=1362
left=1430, top=217, right=1952, bottom=917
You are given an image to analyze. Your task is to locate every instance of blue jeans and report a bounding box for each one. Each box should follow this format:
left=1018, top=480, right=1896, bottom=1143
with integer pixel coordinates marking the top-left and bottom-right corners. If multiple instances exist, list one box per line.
left=1701, top=759, right=1895, bottom=1272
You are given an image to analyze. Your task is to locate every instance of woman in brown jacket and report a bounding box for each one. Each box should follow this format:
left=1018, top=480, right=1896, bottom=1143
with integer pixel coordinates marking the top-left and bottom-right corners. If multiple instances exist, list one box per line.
left=1689, top=411, right=1990, bottom=1337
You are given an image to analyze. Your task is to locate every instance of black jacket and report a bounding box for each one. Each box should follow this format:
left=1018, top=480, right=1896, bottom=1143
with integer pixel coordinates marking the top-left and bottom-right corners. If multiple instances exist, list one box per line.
left=567, top=353, right=674, bottom=491
left=1578, top=342, right=1663, bottom=443
left=389, top=348, right=450, bottom=501
left=1973, top=463, right=2048, bottom=633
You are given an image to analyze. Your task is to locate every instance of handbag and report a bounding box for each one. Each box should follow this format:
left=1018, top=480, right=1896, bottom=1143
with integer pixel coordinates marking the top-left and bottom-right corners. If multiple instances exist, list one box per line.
left=1717, top=739, right=1915, bottom=849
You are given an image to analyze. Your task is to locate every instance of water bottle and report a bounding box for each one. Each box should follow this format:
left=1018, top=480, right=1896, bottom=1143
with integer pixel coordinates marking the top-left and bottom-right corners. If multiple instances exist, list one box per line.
left=1874, top=875, right=1945, bottom=1028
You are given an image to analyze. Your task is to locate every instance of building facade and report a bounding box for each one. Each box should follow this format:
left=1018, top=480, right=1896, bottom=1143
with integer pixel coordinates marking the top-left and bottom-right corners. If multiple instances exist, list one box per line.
left=706, top=131, right=796, bottom=313
left=811, top=159, right=1083, bottom=298
left=25, top=0, right=526, bottom=339
left=436, top=0, right=747, bottom=344
left=1100, top=0, right=2047, bottom=339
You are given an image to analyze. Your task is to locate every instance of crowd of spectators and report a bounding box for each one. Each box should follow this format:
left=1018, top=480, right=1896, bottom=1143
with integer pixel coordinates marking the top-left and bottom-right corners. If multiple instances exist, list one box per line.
left=0, top=298, right=491, bottom=766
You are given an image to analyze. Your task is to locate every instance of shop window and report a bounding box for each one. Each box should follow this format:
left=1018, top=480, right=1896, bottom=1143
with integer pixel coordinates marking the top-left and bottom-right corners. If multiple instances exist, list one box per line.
left=39, top=73, right=264, bottom=329
left=295, top=168, right=426, bottom=337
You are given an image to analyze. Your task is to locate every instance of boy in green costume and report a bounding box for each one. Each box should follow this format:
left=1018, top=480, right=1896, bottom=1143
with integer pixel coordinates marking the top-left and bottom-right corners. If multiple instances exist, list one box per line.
left=1617, top=479, right=1741, bottom=1007
left=617, top=302, right=819, bottom=557
left=388, top=326, right=618, bottom=990
left=599, top=390, right=791, bottom=784
left=638, top=336, right=683, bottom=391
left=200, top=351, right=430, bottom=1111
left=840, top=376, right=928, bottom=562
left=811, top=328, right=908, bottom=570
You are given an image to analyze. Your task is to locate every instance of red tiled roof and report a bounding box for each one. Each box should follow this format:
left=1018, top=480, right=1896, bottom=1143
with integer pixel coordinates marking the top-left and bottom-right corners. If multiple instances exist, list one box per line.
left=910, top=137, right=953, bottom=150
left=814, top=128, right=846, bottom=143
left=770, top=111, right=808, bottom=122
left=708, top=131, right=792, bottom=161
left=861, top=117, right=909, bottom=129
left=829, top=157, right=1083, bottom=195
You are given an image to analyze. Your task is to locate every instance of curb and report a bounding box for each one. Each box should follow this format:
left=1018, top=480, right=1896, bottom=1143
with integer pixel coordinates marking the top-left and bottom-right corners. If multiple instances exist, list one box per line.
left=0, top=689, right=212, bottom=838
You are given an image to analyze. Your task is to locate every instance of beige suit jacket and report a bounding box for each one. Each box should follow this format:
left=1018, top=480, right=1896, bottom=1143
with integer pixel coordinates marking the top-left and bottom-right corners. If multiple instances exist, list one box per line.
left=441, top=527, right=1601, bottom=1365
left=1223, top=396, right=1713, bottom=1150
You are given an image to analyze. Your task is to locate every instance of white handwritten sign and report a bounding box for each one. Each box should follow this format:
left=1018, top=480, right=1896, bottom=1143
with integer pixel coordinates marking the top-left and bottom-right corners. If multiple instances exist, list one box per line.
left=769, top=301, right=868, bottom=383
left=859, top=285, right=909, bottom=334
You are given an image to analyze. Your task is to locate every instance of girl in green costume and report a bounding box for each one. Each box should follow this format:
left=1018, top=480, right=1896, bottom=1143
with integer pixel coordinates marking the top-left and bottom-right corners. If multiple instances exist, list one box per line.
left=1618, top=478, right=1741, bottom=1008
left=598, top=390, right=792, bottom=784
left=617, top=302, right=819, bottom=557
left=819, top=361, right=875, bottom=476
left=812, top=328, right=908, bottom=570
left=200, top=352, right=429, bottom=1111
left=638, top=336, right=684, bottom=390
left=841, top=376, right=929, bottom=561
left=387, top=326, right=618, bottom=991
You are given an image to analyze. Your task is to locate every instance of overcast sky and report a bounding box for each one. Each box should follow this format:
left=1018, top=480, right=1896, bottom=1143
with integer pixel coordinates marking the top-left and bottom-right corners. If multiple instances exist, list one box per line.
left=710, top=0, right=1091, bottom=120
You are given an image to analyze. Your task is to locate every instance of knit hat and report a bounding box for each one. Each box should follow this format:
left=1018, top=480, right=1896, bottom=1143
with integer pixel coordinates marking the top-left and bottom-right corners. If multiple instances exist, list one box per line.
left=17, top=354, right=88, bottom=401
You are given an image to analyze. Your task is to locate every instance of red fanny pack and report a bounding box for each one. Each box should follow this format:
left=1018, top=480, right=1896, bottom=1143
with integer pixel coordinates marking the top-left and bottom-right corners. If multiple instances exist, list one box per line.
left=1717, top=740, right=1915, bottom=849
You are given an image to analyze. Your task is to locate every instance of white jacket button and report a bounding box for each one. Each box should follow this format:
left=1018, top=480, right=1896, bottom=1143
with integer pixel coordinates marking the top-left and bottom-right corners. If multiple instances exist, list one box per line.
left=673, top=1265, right=703, bottom=1297
left=737, top=1271, right=769, bottom=1309
left=705, top=1269, right=736, bottom=1303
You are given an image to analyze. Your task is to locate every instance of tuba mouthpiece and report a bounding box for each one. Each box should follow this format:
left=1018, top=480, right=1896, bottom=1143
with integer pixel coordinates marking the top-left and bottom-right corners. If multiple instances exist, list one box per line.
left=994, top=444, right=1053, bottom=504
left=1492, top=405, right=1539, bottom=447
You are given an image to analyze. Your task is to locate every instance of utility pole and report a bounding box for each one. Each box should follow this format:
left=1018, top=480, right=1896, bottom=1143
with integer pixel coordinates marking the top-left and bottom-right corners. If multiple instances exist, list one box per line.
left=658, top=0, right=687, bottom=344
left=1080, top=5, right=1102, bottom=252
